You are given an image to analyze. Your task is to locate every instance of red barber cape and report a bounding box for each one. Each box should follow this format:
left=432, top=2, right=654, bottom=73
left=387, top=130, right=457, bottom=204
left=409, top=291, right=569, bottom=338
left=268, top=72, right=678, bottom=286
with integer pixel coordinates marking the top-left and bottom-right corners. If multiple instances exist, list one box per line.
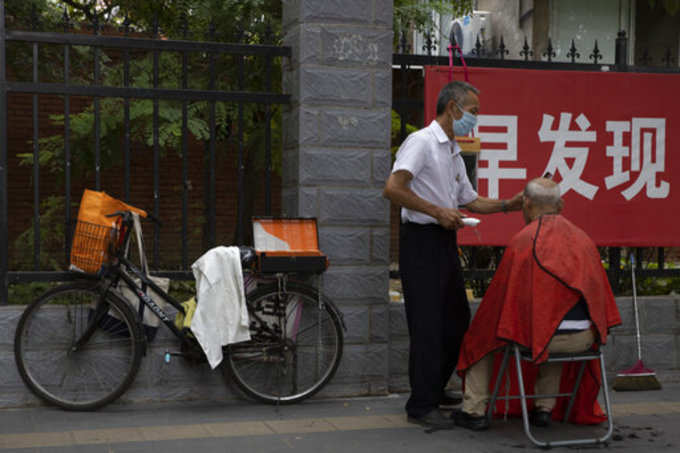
left=457, top=215, right=621, bottom=424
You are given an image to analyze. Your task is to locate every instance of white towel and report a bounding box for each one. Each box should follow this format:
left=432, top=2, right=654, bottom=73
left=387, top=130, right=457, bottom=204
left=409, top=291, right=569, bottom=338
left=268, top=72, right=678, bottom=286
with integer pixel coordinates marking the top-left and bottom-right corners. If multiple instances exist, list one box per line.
left=191, top=246, right=250, bottom=369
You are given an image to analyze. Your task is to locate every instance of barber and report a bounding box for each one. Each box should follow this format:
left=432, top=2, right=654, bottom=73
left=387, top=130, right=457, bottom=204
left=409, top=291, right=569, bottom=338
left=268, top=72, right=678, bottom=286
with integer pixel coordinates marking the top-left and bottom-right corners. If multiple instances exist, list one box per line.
left=383, top=80, right=522, bottom=429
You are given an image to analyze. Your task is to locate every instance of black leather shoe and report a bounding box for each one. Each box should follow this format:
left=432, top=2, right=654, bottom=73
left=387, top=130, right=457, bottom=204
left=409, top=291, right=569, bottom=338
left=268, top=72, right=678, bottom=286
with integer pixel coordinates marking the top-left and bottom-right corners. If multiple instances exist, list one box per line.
left=439, top=390, right=463, bottom=408
left=451, top=408, right=490, bottom=431
left=407, top=409, right=456, bottom=430
left=530, top=410, right=552, bottom=428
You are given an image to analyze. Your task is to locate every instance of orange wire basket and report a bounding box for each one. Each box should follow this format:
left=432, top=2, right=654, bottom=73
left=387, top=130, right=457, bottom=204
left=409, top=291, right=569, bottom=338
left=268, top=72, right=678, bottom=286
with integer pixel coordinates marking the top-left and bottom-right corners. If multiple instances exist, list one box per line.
left=69, top=220, right=119, bottom=274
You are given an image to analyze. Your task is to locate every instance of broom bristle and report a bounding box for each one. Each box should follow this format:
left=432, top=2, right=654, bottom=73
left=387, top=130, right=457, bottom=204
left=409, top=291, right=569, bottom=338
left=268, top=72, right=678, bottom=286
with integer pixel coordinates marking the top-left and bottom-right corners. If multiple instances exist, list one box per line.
left=612, top=374, right=662, bottom=391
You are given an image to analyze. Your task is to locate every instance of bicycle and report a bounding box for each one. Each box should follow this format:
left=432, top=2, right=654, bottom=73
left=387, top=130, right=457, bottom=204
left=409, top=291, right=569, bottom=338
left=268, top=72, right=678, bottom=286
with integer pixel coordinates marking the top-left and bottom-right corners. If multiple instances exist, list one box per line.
left=14, top=210, right=345, bottom=411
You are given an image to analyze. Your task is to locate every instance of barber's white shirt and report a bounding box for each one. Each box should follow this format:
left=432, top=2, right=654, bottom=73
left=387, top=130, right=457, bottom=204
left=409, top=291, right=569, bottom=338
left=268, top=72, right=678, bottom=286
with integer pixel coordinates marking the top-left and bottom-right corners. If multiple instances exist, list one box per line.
left=392, top=120, right=478, bottom=224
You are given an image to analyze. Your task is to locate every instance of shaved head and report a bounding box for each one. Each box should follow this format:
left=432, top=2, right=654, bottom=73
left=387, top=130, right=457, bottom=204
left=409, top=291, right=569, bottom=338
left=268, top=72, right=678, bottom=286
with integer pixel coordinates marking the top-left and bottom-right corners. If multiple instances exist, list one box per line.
left=524, top=178, right=561, bottom=207
left=522, top=178, right=562, bottom=223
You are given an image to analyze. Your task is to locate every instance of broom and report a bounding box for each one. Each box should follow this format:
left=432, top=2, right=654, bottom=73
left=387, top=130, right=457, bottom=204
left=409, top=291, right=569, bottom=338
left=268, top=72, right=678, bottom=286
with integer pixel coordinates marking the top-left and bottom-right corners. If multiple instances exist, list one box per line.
left=612, top=253, right=662, bottom=391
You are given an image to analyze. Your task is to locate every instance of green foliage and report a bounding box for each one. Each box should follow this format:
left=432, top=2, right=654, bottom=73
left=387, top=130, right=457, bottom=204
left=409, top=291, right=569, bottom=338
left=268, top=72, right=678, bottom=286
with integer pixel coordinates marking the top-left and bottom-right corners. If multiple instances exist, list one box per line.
left=648, top=0, right=680, bottom=15
left=390, top=109, right=418, bottom=158
left=12, top=196, right=71, bottom=271
left=7, top=282, right=59, bottom=305
left=394, top=0, right=474, bottom=40
left=11, top=0, right=284, bottom=178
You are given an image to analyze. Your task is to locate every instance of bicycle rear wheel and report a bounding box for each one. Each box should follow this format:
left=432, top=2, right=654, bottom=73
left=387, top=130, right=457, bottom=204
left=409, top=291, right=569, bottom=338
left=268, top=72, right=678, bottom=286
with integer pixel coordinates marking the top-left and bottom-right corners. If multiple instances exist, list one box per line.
left=14, top=282, right=144, bottom=411
left=226, top=282, right=343, bottom=404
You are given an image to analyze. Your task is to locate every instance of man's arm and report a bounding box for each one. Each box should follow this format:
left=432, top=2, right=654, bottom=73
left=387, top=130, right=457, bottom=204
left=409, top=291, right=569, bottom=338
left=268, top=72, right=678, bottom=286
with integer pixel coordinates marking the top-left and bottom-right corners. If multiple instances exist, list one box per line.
left=383, top=170, right=465, bottom=229
left=463, top=192, right=523, bottom=214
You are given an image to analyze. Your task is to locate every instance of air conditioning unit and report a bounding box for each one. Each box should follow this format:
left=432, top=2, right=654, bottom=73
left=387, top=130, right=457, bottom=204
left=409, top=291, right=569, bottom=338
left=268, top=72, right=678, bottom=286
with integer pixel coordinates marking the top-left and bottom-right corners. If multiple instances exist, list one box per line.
left=449, top=11, right=492, bottom=57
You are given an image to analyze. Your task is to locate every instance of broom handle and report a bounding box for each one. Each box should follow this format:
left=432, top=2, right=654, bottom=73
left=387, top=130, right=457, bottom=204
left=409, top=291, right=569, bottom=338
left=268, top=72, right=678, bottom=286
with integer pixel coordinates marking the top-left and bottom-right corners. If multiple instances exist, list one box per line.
left=631, top=253, right=642, bottom=361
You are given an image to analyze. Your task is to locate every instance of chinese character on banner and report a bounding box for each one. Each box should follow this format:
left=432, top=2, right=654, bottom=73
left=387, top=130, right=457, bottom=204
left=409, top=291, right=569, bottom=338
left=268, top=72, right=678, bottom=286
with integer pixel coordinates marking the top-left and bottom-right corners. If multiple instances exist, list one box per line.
left=538, top=112, right=599, bottom=199
left=605, top=118, right=669, bottom=200
left=476, top=115, right=526, bottom=198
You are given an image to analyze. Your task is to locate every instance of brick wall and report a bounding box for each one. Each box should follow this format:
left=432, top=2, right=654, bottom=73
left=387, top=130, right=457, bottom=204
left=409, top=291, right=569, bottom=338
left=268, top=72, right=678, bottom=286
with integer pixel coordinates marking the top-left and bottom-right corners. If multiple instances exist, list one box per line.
left=6, top=93, right=281, bottom=270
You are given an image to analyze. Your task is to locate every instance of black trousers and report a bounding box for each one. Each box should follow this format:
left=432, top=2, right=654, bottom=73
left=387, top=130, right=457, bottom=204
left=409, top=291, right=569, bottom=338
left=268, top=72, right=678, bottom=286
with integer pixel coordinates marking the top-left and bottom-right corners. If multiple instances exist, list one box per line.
left=399, top=222, right=471, bottom=417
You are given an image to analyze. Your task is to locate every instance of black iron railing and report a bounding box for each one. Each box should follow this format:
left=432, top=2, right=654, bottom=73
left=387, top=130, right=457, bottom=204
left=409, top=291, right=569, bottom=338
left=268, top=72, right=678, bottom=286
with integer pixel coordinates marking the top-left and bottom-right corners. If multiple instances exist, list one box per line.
left=0, top=2, right=290, bottom=304
left=391, top=29, right=680, bottom=295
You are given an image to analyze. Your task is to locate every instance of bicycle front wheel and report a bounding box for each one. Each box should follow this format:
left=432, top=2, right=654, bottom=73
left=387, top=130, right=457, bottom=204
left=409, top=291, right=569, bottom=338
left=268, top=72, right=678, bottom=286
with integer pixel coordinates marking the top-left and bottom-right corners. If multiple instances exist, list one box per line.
left=14, top=282, right=144, bottom=411
left=226, top=282, right=343, bottom=404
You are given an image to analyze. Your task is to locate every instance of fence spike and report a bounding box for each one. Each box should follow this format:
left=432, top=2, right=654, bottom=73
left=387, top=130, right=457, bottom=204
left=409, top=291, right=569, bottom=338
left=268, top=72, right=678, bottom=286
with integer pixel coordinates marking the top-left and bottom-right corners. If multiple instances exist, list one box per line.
left=61, top=7, right=71, bottom=32
left=399, top=29, right=409, bottom=54
left=543, top=38, right=556, bottom=62
left=152, top=10, right=159, bottom=38
left=263, top=20, right=275, bottom=44
left=30, top=4, right=41, bottom=31
left=473, top=34, right=482, bottom=56
left=520, top=36, right=533, bottom=61
left=662, top=48, right=674, bottom=67
left=422, top=29, right=436, bottom=56
left=120, top=14, right=131, bottom=36
left=567, top=39, right=580, bottom=63
left=90, top=8, right=100, bottom=35
left=179, top=9, right=189, bottom=39
left=589, top=40, right=602, bottom=64
left=639, top=48, right=652, bottom=65
left=497, top=35, right=509, bottom=60
left=233, top=23, right=243, bottom=43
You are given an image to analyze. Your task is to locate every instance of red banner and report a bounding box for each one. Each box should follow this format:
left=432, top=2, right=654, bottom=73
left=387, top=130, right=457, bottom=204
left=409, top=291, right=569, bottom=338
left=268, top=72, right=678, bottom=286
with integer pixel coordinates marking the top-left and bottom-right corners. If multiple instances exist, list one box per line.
left=424, top=66, right=679, bottom=246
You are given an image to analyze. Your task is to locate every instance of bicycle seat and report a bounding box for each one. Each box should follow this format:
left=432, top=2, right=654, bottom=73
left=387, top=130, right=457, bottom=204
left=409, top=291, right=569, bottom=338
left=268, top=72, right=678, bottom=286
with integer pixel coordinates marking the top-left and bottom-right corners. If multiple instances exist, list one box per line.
left=239, top=246, right=257, bottom=269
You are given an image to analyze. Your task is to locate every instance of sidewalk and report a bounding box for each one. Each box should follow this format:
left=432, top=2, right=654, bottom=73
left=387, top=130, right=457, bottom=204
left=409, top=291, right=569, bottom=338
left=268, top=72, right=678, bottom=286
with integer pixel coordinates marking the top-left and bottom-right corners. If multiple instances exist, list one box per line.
left=1, top=385, right=679, bottom=452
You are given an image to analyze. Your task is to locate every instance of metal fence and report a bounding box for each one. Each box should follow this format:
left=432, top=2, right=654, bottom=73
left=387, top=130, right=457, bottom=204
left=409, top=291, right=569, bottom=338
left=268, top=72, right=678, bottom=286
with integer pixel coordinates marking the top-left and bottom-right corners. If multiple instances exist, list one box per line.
left=0, top=1, right=290, bottom=304
left=392, top=29, right=680, bottom=294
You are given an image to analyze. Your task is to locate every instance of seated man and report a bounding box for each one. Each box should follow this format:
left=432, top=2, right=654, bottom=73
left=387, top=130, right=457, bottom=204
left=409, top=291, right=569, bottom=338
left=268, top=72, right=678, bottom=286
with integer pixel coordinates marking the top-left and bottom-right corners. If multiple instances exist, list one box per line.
left=452, top=177, right=621, bottom=431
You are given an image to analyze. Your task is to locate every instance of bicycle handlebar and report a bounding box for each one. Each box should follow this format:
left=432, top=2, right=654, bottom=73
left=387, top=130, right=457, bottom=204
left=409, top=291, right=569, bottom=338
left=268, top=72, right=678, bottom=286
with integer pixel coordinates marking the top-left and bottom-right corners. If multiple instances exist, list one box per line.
left=105, top=210, right=163, bottom=227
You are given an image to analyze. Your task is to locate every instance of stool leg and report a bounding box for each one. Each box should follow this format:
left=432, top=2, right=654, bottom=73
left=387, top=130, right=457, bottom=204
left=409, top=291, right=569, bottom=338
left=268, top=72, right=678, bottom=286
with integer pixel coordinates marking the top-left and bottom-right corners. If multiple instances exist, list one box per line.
left=514, top=345, right=548, bottom=448
left=487, top=346, right=511, bottom=424
left=563, top=360, right=588, bottom=423
left=598, top=354, right=614, bottom=444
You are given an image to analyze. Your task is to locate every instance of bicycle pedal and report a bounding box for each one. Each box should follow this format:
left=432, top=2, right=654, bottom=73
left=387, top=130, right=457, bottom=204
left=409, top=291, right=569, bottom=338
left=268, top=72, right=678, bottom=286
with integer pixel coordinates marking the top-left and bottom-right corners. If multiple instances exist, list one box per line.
left=163, top=350, right=184, bottom=363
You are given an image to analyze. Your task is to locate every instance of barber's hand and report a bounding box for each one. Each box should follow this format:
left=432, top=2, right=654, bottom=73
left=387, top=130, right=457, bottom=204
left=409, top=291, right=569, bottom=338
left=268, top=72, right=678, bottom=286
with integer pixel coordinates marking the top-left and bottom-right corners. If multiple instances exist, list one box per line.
left=436, top=207, right=465, bottom=230
left=507, top=191, right=524, bottom=211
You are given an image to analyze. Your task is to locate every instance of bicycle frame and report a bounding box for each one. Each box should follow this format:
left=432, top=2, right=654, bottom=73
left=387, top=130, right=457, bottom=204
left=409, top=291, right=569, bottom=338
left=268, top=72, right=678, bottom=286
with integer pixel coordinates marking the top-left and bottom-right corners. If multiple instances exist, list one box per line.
left=99, top=212, right=192, bottom=346
left=110, top=256, right=188, bottom=342
left=96, top=211, right=344, bottom=356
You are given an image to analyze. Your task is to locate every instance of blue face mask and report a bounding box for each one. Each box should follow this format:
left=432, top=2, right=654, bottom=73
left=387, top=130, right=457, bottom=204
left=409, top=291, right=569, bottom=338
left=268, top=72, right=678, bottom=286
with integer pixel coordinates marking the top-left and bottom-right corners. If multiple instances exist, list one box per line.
left=453, top=103, right=477, bottom=136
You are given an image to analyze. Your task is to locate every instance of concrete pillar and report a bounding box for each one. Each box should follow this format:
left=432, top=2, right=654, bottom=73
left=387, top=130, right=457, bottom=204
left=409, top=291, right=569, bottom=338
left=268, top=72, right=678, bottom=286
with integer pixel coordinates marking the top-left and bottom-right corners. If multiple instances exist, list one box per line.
left=282, top=0, right=393, bottom=396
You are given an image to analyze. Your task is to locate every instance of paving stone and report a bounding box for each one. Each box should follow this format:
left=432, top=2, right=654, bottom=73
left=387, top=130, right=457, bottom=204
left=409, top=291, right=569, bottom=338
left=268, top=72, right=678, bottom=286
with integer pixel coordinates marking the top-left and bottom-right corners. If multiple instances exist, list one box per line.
left=374, top=0, right=393, bottom=26
left=340, top=305, right=370, bottom=344
left=370, top=227, right=390, bottom=264
left=299, top=67, right=371, bottom=106
left=641, top=297, right=679, bottom=334
left=334, top=343, right=388, bottom=381
left=282, top=186, right=319, bottom=217
left=324, top=266, right=388, bottom=304
left=320, top=26, right=392, bottom=67
left=319, top=108, right=390, bottom=147
left=373, top=69, right=392, bottom=107
left=319, top=227, right=370, bottom=265
left=300, top=148, right=371, bottom=185
left=370, top=305, right=389, bottom=342
left=389, top=304, right=409, bottom=338
left=389, top=339, right=409, bottom=376
left=282, top=22, right=321, bottom=65
left=0, top=307, right=21, bottom=346
left=612, top=297, right=636, bottom=335
left=319, top=188, right=389, bottom=225
left=300, top=0, right=379, bottom=24
left=372, top=150, right=391, bottom=185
